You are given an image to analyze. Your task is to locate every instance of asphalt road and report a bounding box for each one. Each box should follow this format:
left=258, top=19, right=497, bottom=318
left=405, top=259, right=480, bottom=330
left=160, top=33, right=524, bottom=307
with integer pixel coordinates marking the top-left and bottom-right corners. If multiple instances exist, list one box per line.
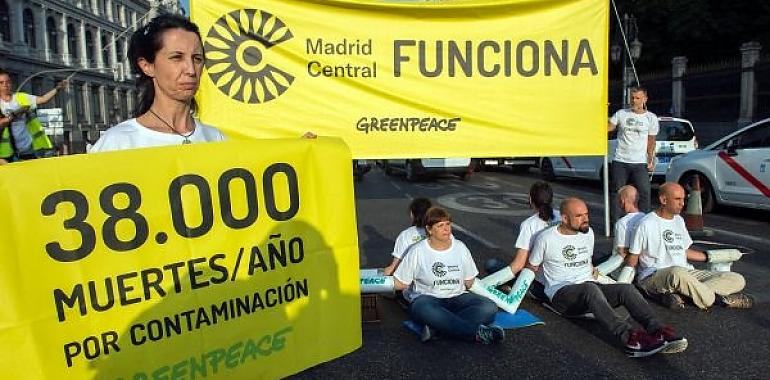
left=291, top=165, right=770, bottom=379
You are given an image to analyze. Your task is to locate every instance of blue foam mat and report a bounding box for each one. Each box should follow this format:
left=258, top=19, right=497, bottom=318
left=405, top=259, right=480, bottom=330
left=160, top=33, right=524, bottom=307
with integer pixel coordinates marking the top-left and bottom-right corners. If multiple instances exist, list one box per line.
left=403, top=309, right=544, bottom=335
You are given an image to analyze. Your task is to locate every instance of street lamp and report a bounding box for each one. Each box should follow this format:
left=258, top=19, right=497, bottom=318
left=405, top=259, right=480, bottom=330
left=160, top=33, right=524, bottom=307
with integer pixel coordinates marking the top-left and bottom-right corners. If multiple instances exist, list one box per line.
left=611, top=14, right=642, bottom=107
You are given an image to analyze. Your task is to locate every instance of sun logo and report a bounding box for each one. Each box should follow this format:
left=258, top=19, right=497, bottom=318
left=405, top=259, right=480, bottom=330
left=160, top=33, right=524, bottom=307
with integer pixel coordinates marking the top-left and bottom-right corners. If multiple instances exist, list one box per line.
left=204, top=9, right=294, bottom=104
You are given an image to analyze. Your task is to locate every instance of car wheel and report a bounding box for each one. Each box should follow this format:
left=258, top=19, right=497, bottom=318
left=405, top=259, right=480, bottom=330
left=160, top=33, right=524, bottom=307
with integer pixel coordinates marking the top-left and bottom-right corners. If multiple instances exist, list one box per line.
left=406, top=160, right=418, bottom=182
left=680, top=173, right=716, bottom=213
left=540, top=158, right=556, bottom=181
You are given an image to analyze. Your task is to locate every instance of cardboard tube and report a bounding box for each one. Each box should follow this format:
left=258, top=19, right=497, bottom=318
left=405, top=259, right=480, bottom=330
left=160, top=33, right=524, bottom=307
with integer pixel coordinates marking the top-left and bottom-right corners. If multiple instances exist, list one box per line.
left=596, top=254, right=624, bottom=275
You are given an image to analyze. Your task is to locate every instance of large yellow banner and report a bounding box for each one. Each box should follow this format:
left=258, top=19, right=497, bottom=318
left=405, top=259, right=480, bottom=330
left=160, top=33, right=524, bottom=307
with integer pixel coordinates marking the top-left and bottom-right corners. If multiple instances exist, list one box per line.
left=0, top=138, right=361, bottom=379
left=193, top=0, right=609, bottom=158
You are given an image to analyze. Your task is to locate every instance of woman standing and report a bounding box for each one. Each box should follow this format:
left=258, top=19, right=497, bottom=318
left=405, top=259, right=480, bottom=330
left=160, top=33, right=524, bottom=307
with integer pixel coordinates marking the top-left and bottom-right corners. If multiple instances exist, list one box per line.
left=90, top=14, right=225, bottom=152
left=393, top=207, right=504, bottom=344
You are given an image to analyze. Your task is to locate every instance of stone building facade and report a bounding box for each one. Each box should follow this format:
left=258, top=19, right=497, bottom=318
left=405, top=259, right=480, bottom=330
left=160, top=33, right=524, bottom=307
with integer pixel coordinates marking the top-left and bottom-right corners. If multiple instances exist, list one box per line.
left=0, top=0, right=179, bottom=144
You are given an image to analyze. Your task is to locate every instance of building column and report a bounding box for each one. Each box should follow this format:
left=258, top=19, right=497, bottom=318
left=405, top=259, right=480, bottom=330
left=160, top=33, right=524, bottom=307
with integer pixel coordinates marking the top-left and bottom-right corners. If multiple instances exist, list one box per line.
left=95, top=27, right=104, bottom=68
left=95, top=85, right=105, bottom=125
left=83, top=84, right=92, bottom=125
left=126, top=88, right=135, bottom=118
left=78, top=21, right=88, bottom=67
left=671, top=56, right=687, bottom=118
left=122, top=38, right=130, bottom=78
left=59, top=14, right=71, bottom=65
left=38, top=5, right=50, bottom=61
left=11, top=0, right=26, bottom=51
left=738, top=42, right=761, bottom=123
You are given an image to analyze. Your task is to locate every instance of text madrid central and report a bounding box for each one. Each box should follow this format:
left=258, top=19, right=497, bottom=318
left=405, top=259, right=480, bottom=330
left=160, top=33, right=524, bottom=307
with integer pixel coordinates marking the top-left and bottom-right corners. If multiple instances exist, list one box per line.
left=305, top=38, right=599, bottom=78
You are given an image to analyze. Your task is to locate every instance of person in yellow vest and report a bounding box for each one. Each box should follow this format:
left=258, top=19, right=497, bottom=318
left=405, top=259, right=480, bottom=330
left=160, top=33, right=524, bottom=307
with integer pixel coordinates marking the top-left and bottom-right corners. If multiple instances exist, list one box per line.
left=0, top=68, right=67, bottom=161
left=0, top=110, right=9, bottom=165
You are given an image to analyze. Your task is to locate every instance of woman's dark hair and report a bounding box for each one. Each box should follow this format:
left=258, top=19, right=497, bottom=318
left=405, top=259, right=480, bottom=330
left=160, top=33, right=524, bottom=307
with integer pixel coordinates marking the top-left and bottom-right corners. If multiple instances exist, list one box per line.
left=529, top=181, right=554, bottom=222
left=409, top=197, right=432, bottom=227
left=423, top=207, right=452, bottom=231
left=128, top=13, right=203, bottom=117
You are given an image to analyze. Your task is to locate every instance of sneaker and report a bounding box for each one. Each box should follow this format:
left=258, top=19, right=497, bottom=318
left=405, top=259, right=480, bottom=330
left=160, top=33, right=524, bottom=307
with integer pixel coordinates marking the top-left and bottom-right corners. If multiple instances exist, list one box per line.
left=653, top=326, right=688, bottom=354
left=625, top=330, right=666, bottom=358
left=659, top=293, right=686, bottom=309
left=476, top=325, right=505, bottom=345
left=719, top=293, right=754, bottom=309
left=420, top=325, right=436, bottom=342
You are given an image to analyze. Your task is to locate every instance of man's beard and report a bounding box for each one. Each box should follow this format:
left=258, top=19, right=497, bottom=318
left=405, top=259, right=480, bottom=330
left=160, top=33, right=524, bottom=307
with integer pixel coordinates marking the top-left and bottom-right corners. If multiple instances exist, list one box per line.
left=577, top=224, right=590, bottom=234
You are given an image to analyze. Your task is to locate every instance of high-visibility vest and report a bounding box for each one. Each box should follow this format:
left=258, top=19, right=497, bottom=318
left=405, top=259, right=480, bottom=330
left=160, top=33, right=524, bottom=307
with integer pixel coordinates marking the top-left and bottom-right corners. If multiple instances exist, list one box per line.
left=0, top=93, right=53, bottom=157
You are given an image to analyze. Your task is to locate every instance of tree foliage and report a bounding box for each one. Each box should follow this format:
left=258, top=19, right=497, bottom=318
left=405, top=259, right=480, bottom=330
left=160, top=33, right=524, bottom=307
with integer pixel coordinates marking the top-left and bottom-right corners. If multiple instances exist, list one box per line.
left=611, top=0, right=770, bottom=70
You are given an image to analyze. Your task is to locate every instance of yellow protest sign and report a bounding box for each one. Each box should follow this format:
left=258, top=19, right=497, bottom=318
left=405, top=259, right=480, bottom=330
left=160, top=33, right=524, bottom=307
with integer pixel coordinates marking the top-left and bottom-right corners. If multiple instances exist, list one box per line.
left=0, top=138, right=361, bottom=379
left=192, top=0, right=608, bottom=158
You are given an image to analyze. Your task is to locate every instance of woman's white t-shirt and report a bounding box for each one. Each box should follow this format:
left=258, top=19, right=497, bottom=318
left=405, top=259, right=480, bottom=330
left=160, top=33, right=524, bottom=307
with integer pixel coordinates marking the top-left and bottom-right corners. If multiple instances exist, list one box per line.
left=394, top=238, right=478, bottom=300
left=89, top=118, right=225, bottom=152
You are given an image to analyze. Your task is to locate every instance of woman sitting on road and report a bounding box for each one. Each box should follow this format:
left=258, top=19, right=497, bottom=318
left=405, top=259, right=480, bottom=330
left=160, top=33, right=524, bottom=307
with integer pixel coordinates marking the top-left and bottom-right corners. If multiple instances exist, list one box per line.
left=393, top=207, right=504, bottom=344
left=485, top=181, right=560, bottom=296
left=383, top=197, right=432, bottom=276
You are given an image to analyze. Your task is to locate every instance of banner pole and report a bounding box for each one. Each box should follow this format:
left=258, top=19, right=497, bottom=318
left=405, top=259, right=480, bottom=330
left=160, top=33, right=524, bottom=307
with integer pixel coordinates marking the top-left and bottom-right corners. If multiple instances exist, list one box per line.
left=603, top=154, right=610, bottom=237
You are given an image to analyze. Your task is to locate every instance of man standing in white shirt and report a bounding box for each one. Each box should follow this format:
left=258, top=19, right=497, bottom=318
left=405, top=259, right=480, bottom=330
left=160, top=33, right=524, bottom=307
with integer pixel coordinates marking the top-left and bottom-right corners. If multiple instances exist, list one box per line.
left=608, top=87, right=658, bottom=226
left=627, top=182, right=752, bottom=309
left=529, top=197, right=686, bottom=357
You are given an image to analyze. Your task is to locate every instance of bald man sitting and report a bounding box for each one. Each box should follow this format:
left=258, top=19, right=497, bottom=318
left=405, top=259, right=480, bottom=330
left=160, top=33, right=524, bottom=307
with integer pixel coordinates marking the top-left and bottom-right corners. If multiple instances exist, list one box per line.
left=528, top=197, right=686, bottom=357
left=627, top=182, right=753, bottom=309
left=615, top=185, right=646, bottom=258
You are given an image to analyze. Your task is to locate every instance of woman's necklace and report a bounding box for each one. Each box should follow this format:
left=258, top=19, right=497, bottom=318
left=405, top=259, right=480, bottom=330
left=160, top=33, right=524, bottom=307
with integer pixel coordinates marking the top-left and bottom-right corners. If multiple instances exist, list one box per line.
left=148, top=108, right=194, bottom=144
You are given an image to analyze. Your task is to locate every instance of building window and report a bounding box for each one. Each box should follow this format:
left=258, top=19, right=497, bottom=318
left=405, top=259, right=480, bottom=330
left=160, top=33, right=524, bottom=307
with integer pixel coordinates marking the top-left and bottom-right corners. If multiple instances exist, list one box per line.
left=23, top=8, right=36, bottom=48
left=75, top=83, right=85, bottom=121
left=105, top=87, right=115, bottom=123
left=67, top=24, right=78, bottom=59
left=91, top=85, right=102, bottom=122
left=115, top=38, right=123, bottom=62
left=0, top=1, right=10, bottom=42
left=101, top=35, right=110, bottom=66
left=85, top=30, right=94, bottom=65
left=47, top=17, right=59, bottom=54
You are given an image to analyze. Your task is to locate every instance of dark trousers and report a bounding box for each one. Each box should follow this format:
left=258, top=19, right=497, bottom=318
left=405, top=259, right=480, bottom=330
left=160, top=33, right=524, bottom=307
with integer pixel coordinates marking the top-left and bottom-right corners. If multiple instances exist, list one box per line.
left=610, top=161, right=651, bottom=226
left=551, top=282, right=663, bottom=343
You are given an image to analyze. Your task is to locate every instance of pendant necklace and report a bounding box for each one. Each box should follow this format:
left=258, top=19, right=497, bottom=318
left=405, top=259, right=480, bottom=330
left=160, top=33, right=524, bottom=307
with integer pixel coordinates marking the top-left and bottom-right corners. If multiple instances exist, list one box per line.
left=148, top=108, right=194, bottom=144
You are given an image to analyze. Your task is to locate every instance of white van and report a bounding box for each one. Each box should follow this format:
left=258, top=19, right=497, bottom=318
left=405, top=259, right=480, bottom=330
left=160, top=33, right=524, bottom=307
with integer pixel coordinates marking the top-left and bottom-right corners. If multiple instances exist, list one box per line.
left=666, top=118, right=770, bottom=212
left=382, top=158, right=473, bottom=181
left=540, top=117, right=697, bottom=183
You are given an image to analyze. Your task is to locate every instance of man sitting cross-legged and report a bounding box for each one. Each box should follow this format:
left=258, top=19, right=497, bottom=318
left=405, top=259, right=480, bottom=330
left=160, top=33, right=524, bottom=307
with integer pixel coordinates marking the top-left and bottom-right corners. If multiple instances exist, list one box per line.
left=627, top=182, right=753, bottom=310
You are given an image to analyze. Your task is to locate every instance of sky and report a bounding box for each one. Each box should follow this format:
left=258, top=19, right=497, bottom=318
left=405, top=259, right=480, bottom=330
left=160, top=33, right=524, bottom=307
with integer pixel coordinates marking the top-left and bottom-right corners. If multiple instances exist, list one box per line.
left=181, top=0, right=190, bottom=15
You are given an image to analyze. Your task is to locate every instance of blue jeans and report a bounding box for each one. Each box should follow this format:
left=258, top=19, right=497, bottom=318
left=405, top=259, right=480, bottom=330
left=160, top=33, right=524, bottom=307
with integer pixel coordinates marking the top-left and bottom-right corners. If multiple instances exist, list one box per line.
left=409, top=293, right=497, bottom=341
left=610, top=161, right=651, bottom=226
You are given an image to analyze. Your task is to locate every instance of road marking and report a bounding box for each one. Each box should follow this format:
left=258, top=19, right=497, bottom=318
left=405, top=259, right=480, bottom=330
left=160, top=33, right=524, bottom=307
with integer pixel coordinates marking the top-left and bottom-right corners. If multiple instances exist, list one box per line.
left=452, top=223, right=500, bottom=249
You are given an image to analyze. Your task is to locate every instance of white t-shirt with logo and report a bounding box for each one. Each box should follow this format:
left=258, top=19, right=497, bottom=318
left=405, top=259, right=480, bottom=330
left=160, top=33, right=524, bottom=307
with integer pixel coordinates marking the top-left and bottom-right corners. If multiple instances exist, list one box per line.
left=629, top=212, right=693, bottom=281
left=614, top=211, right=645, bottom=252
left=528, top=226, right=595, bottom=301
left=89, top=118, right=226, bottom=152
left=515, top=210, right=561, bottom=251
left=609, top=108, right=659, bottom=164
left=0, top=93, right=37, bottom=153
left=391, top=226, right=427, bottom=260
left=394, top=237, right=478, bottom=300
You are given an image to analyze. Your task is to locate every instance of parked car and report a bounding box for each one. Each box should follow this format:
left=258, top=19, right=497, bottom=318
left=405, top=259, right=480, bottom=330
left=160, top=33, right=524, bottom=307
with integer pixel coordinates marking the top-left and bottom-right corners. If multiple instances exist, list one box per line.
left=476, top=157, right=539, bottom=173
left=382, top=158, right=473, bottom=181
left=666, top=117, right=770, bottom=213
left=540, top=117, right=698, bottom=183
left=353, top=159, right=372, bottom=181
